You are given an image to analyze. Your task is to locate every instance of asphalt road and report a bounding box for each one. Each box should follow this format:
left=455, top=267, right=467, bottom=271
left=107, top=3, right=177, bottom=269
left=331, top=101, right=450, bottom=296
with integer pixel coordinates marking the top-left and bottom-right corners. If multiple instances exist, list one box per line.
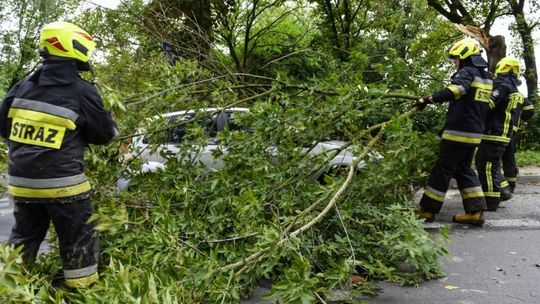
left=0, top=194, right=13, bottom=243
left=362, top=182, right=540, bottom=304
left=243, top=179, right=540, bottom=304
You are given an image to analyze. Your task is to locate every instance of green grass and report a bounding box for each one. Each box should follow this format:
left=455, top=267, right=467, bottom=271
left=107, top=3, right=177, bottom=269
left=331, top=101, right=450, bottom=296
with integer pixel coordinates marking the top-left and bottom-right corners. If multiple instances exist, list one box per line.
left=516, top=150, right=540, bottom=166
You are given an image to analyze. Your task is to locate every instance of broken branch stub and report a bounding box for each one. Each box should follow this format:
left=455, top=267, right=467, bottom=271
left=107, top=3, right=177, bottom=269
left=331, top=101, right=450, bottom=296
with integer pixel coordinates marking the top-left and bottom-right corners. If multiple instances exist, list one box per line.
left=454, top=24, right=506, bottom=74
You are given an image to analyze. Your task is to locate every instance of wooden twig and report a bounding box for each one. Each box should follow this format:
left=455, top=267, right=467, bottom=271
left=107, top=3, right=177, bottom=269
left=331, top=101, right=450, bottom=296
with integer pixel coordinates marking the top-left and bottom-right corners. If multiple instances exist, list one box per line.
left=114, top=87, right=278, bottom=142
left=206, top=233, right=259, bottom=244
left=334, top=204, right=356, bottom=262
left=220, top=270, right=235, bottom=304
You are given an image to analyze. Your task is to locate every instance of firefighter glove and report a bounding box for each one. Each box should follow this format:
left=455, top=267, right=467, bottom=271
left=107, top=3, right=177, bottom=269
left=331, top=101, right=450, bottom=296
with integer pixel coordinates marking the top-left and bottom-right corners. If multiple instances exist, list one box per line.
left=412, top=96, right=433, bottom=111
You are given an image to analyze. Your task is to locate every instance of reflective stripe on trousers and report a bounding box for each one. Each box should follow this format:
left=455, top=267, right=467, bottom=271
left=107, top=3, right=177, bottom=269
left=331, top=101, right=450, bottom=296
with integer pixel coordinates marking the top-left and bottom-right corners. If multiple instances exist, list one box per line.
left=64, top=265, right=99, bottom=288
left=420, top=141, right=485, bottom=214
left=475, top=141, right=506, bottom=204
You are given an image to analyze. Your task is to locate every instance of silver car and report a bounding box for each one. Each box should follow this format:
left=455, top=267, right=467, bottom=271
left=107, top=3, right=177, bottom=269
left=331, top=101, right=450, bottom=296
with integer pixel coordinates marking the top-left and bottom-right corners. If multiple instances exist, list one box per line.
left=118, top=108, right=365, bottom=189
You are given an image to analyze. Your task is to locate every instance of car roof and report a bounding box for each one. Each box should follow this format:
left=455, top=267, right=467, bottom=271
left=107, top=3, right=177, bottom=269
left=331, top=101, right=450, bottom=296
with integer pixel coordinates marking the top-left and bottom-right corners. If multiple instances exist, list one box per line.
left=154, top=107, right=250, bottom=119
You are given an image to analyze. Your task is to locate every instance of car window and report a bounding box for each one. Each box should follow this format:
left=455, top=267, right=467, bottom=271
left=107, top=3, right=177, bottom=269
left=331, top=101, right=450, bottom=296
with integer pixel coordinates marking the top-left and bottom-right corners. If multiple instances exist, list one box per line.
left=167, top=113, right=194, bottom=143
left=167, top=112, right=220, bottom=143
left=224, top=110, right=251, bottom=132
left=200, top=114, right=219, bottom=138
left=142, top=110, right=240, bottom=145
left=141, top=115, right=172, bottom=145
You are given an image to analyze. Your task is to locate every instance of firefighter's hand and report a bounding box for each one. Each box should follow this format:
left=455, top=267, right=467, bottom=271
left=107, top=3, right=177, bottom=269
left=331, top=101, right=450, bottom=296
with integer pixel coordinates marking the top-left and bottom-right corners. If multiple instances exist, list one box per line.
left=412, top=96, right=433, bottom=111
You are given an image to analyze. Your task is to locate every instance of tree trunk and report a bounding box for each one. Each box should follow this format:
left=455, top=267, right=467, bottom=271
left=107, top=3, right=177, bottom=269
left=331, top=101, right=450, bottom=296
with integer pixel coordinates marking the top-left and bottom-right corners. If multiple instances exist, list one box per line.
left=454, top=24, right=506, bottom=74
left=508, top=0, right=539, bottom=102
left=322, top=0, right=346, bottom=61
left=487, top=35, right=507, bottom=74
left=145, top=0, right=213, bottom=62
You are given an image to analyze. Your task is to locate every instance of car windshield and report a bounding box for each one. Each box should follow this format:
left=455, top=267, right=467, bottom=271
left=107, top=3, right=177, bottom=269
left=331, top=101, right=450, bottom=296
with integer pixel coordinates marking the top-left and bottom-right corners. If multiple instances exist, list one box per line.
left=167, top=113, right=193, bottom=143
left=142, top=109, right=249, bottom=145
left=224, top=110, right=251, bottom=132
left=167, top=112, right=219, bottom=143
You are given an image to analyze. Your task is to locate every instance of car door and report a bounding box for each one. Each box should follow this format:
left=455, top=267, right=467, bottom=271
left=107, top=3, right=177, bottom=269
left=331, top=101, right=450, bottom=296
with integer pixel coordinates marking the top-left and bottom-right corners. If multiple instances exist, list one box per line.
left=161, top=109, right=224, bottom=171
left=130, top=112, right=185, bottom=164
left=156, top=112, right=193, bottom=162
left=146, top=109, right=227, bottom=171
left=195, top=110, right=225, bottom=171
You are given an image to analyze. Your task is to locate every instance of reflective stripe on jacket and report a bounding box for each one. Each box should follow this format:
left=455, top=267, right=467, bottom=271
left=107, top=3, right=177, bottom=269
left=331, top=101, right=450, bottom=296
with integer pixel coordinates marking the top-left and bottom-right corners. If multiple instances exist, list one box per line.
left=0, top=60, right=118, bottom=202
left=481, top=74, right=520, bottom=145
left=432, top=64, right=493, bottom=145
left=513, top=97, right=534, bottom=132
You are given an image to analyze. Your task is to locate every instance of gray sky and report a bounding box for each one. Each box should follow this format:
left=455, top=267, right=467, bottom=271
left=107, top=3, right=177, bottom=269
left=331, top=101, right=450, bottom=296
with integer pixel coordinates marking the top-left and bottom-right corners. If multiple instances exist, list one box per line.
left=492, top=13, right=539, bottom=94
left=84, top=0, right=122, bottom=9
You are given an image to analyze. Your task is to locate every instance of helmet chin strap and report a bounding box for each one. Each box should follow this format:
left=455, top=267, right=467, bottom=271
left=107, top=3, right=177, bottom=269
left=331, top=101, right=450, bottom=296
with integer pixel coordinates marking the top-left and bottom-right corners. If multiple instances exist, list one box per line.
left=76, top=61, right=91, bottom=71
left=39, top=48, right=91, bottom=71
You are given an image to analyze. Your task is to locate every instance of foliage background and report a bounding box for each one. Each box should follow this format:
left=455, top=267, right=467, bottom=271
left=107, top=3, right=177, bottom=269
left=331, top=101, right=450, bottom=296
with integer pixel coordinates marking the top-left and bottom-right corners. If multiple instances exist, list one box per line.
left=0, top=0, right=537, bottom=303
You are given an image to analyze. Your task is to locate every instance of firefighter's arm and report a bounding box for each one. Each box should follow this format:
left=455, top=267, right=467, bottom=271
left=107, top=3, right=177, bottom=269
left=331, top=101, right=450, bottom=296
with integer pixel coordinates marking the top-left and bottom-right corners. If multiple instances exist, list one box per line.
left=489, top=86, right=509, bottom=109
left=521, top=97, right=534, bottom=122
left=429, top=88, right=454, bottom=103
left=431, top=68, right=474, bottom=103
left=415, top=89, right=452, bottom=111
left=0, top=83, right=20, bottom=139
left=79, top=86, right=119, bottom=145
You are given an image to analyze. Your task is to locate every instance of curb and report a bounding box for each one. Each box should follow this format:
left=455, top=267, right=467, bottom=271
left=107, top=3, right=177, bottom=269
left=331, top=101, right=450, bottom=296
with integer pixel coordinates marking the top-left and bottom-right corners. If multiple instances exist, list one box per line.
left=517, top=174, right=540, bottom=183
left=447, top=166, right=540, bottom=188
left=442, top=175, right=540, bottom=189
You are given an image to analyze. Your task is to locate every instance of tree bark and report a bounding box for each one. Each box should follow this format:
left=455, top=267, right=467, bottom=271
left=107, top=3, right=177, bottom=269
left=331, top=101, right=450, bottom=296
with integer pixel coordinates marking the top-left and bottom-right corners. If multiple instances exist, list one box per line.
left=508, top=0, right=539, bottom=101
left=145, top=0, right=213, bottom=62
left=427, top=1, right=507, bottom=74
left=322, top=0, right=346, bottom=61
left=454, top=24, right=506, bottom=74
left=427, top=0, right=474, bottom=24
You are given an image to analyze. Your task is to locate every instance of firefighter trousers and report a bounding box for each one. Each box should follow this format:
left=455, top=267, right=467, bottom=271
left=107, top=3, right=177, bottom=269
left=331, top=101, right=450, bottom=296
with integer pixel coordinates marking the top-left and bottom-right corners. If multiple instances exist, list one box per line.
left=475, top=141, right=506, bottom=208
left=420, top=141, right=485, bottom=214
left=501, top=134, right=518, bottom=191
left=8, top=198, right=99, bottom=287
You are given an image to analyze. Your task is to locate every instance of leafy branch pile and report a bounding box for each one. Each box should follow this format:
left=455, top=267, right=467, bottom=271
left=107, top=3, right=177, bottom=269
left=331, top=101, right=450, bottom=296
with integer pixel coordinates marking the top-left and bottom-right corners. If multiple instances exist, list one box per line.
left=0, top=68, right=449, bottom=302
left=0, top=0, right=502, bottom=302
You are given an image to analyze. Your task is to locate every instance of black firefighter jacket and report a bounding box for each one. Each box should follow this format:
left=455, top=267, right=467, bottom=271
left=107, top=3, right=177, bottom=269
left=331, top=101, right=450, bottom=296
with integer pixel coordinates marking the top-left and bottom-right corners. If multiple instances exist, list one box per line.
left=512, top=94, right=534, bottom=133
left=0, top=60, right=118, bottom=202
left=431, top=56, right=493, bottom=145
left=481, top=73, right=522, bottom=145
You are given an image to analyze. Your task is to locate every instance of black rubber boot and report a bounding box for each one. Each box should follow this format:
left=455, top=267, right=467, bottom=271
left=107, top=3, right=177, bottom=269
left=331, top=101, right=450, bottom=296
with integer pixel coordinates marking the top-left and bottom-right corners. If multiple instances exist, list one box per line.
left=484, top=198, right=500, bottom=212
left=508, top=181, right=516, bottom=193
left=485, top=202, right=499, bottom=212
left=500, top=187, right=513, bottom=201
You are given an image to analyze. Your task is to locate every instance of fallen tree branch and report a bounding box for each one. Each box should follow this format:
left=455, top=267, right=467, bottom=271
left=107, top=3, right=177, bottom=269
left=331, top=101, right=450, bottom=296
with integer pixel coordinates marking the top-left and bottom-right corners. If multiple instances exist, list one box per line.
left=113, top=87, right=278, bottom=142
left=206, top=233, right=259, bottom=244
left=217, top=107, right=419, bottom=275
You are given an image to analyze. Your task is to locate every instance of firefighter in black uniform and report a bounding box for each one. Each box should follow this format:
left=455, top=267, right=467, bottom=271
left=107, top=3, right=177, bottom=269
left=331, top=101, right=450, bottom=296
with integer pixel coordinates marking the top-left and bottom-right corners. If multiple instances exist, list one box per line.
left=475, top=57, right=521, bottom=211
left=0, top=21, right=118, bottom=288
left=415, top=38, right=492, bottom=226
left=502, top=96, right=534, bottom=193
